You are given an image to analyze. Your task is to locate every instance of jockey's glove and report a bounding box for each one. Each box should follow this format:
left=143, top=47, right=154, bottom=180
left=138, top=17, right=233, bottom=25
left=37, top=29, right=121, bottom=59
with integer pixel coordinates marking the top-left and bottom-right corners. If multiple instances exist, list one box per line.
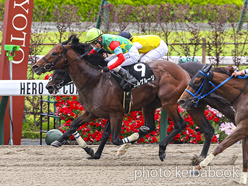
left=103, top=67, right=110, bottom=72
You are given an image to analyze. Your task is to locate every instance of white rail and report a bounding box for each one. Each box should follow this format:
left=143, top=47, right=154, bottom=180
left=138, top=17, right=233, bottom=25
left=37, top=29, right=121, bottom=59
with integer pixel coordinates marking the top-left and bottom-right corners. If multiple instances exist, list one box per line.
left=0, top=80, right=77, bottom=96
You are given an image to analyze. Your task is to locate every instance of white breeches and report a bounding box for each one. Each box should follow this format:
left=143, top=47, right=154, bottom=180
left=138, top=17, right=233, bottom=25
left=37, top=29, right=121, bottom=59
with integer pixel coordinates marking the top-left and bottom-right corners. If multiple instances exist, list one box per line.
left=140, top=39, right=168, bottom=62
left=104, top=46, right=139, bottom=72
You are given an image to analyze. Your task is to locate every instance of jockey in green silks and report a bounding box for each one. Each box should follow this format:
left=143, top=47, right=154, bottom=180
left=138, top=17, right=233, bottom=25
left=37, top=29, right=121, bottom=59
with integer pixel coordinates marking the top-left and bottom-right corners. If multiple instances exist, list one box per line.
left=86, top=28, right=139, bottom=89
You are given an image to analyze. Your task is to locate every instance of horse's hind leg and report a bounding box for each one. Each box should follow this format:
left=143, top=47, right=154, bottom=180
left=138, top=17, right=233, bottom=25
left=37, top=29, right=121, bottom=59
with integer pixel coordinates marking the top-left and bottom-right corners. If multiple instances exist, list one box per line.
left=187, top=102, right=214, bottom=163
left=110, top=113, right=127, bottom=146
left=138, top=98, right=161, bottom=138
left=159, top=104, right=187, bottom=162
left=117, top=98, right=160, bottom=156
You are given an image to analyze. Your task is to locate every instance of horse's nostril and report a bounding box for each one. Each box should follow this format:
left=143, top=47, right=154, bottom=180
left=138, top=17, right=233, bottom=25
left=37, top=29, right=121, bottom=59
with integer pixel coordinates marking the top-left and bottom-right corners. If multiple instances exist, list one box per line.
left=177, top=99, right=185, bottom=105
left=46, top=84, right=53, bottom=91
left=32, top=65, right=38, bottom=71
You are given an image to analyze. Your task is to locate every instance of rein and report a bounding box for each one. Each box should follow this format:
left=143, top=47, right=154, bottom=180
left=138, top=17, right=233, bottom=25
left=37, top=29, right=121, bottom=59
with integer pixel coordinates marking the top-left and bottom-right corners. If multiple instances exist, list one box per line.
left=186, top=70, right=248, bottom=106
left=185, top=70, right=233, bottom=106
left=230, top=75, right=248, bottom=104
left=78, top=67, right=94, bottom=92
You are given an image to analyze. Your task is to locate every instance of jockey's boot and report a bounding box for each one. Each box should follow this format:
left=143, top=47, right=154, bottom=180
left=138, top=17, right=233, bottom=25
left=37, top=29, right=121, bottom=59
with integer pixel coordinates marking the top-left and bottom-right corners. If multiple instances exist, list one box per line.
left=118, top=67, right=138, bottom=88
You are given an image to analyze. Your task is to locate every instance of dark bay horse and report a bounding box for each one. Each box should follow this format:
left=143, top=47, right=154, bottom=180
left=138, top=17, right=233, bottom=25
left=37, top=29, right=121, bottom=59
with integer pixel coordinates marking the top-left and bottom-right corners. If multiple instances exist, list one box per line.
left=178, top=64, right=248, bottom=184
left=32, top=35, right=193, bottom=161
left=42, top=36, right=234, bottom=161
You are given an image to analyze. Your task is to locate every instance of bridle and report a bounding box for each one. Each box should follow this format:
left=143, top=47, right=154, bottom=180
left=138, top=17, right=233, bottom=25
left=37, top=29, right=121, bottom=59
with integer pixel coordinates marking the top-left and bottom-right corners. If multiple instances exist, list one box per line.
left=186, top=68, right=248, bottom=106
left=48, top=71, right=73, bottom=93
left=42, top=44, right=69, bottom=71
left=43, top=43, right=94, bottom=92
left=42, top=43, right=89, bottom=70
left=185, top=70, right=233, bottom=107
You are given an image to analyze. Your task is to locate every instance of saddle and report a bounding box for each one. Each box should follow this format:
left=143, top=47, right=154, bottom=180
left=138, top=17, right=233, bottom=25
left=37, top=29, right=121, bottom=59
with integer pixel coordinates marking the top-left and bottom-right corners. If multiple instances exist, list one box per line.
left=111, top=62, right=156, bottom=92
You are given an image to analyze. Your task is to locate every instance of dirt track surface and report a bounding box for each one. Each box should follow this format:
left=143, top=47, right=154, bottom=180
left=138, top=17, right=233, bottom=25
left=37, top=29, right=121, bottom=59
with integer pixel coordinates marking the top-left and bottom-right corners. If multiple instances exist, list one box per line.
left=0, top=143, right=244, bottom=186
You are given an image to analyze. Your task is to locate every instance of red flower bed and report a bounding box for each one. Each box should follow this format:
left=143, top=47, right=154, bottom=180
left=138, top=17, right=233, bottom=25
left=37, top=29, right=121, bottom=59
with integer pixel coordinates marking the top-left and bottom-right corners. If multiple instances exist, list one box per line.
left=53, top=94, right=219, bottom=144
left=46, top=72, right=222, bottom=144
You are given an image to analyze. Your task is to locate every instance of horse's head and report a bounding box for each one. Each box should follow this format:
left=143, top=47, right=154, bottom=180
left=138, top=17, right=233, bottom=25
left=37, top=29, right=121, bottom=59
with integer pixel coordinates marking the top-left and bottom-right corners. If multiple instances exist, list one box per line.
left=32, top=43, right=71, bottom=75
left=178, top=64, right=213, bottom=109
left=32, top=35, right=91, bottom=75
left=46, top=69, right=72, bottom=94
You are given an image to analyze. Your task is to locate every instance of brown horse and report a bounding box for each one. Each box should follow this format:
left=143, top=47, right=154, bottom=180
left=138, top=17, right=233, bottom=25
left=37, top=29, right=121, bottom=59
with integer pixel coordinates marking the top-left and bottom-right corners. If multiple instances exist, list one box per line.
left=32, top=35, right=232, bottom=161
left=33, top=35, right=190, bottom=161
left=46, top=62, right=235, bottom=162
left=178, top=64, right=248, bottom=184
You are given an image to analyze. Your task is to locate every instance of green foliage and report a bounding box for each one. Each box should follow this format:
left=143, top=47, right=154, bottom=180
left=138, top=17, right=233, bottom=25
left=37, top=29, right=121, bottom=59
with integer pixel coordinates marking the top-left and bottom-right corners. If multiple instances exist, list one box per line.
left=33, top=0, right=101, bottom=21
left=0, top=0, right=243, bottom=22
left=22, top=121, right=31, bottom=131
left=109, top=0, right=242, bottom=6
left=22, top=131, right=46, bottom=138
left=30, top=0, right=244, bottom=21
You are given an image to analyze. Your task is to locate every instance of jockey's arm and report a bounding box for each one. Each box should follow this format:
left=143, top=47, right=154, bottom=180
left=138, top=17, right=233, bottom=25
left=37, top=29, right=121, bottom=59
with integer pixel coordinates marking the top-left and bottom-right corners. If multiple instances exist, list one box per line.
left=88, top=47, right=100, bottom=55
left=107, top=41, right=125, bottom=71
left=133, top=42, right=143, bottom=51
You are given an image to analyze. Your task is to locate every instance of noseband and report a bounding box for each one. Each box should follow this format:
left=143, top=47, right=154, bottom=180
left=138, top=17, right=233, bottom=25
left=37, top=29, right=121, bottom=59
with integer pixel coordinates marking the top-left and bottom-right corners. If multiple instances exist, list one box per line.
left=185, top=70, right=233, bottom=106
left=48, top=71, right=72, bottom=92
left=42, top=43, right=89, bottom=72
left=42, top=44, right=68, bottom=71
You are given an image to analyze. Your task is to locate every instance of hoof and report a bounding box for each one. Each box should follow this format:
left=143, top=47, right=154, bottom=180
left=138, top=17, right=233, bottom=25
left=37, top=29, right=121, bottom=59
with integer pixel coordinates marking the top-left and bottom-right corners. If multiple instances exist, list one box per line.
left=190, top=169, right=200, bottom=176
left=232, top=180, right=246, bottom=185
left=117, top=150, right=126, bottom=156
left=159, top=152, right=167, bottom=162
left=191, top=155, right=204, bottom=166
left=139, top=126, right=150, bottom=133
left=87, top=155, right=100, bottom=160
left=83, top=147, right=95, bottom=158
left=117, top=143, right=131, bottom=156
left=51, top=140, right=62, bottom=147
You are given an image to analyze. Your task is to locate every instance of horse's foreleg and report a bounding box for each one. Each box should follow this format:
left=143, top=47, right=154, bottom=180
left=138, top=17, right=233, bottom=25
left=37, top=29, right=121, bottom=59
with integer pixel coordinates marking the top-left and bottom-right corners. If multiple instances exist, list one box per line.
left=73, top=131, right=94, bottom=157
left=159, top=107, right=187, bottom=162
left=187, top=104, right=214, bottom=159
left=238, top=137, right=248, bottom=184
left=51, top=111, right=97, bottom=147
left=88, top=119, right=111, bottom=159
left=193, top=124, right=247, bottom=174
left=199, top=117, right=214, bottom=157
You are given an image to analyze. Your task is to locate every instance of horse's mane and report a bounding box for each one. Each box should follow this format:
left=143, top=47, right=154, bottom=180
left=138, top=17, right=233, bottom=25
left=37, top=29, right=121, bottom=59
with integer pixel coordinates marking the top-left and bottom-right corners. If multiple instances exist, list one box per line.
left=83, top=53, right=108, bottom=67
left=63, top=34, right=108, bottom=67
left=62, top=34, right=92, bottom=54
left=212, top=65, right=234, bottom=76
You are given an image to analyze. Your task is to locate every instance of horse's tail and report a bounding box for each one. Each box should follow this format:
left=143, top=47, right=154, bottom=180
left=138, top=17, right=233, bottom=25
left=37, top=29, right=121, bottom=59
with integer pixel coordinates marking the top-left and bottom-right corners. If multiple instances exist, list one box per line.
left=203, top=93, right=236, bottom=125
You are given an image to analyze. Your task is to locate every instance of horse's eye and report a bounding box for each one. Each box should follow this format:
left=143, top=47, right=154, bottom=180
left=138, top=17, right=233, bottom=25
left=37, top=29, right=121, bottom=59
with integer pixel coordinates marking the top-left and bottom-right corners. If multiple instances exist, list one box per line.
left=48, top=77, right=52, bottom=81
left=194, top=80, right=201, bottom=86
left=52, top=52, right=57, bottom=55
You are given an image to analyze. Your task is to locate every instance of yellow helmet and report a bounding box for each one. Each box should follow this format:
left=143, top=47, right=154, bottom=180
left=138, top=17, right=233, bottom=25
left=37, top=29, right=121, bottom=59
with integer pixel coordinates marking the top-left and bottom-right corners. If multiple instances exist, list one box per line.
left=86, top=28, right=103, bottom=43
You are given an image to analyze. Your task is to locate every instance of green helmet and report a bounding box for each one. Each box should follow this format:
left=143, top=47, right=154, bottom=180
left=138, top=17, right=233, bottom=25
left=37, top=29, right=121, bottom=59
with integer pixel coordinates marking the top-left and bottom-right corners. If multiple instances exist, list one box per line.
left=86, top=28, right=103, bottom=43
